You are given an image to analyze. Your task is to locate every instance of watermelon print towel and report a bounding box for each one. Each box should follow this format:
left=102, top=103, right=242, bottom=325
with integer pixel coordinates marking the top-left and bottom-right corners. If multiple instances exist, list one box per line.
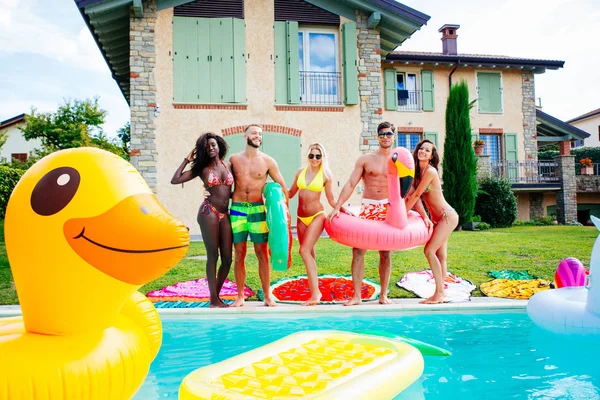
left=146, top=278, right=254, bottom=303
left=397, top=270, right=476, bottom=303
left=259, top=274, right=381, bottom=304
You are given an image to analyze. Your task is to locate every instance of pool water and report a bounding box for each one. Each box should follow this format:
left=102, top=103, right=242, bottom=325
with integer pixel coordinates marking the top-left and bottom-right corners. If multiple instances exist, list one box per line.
left=135, top=311, right=600, bottom=399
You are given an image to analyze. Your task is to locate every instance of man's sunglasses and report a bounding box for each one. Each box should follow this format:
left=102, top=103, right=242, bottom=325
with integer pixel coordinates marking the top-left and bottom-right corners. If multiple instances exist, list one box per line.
left=378, top=131, right=394, bottom=138
left=308, top=154, right=322, bottom=160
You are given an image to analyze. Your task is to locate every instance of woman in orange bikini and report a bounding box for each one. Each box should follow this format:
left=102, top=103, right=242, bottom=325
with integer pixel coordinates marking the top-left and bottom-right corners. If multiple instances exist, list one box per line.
left=288, top=143, right=346, bottom=306
left=171, top=132, right=234, bottom=308
left=405, top=139, right=459, bottom=304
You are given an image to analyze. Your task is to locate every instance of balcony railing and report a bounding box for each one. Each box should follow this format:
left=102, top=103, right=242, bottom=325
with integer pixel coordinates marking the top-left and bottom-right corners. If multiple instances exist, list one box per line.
left=491, top=161, right=560, bottom=184
left=299, top=71, right=342, bottom=105
left=576, top=162, right=600, bottom=176
left=397, top=90, right=421, bottom=111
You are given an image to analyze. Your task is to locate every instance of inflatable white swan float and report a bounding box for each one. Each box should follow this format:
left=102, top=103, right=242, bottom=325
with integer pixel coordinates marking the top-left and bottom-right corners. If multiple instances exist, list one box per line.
left=527, top=216, right=600, bottom=336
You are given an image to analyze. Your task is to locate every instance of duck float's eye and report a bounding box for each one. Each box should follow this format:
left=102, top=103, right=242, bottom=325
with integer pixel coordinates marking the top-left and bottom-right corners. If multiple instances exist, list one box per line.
left=31, top=167, right=81, bottom=216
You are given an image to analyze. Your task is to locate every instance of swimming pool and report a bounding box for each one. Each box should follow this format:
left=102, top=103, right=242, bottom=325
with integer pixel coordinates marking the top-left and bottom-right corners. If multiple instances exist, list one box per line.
left=135, top=311, right=600, bottom=399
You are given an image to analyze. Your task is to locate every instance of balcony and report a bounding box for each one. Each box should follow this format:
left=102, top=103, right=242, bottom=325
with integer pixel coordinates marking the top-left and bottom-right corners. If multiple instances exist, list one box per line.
left=397, top=90, right=421, bottom=111
left=299, top=71, right=342, bottom=105
left=491, top=160, right=561, bottom=190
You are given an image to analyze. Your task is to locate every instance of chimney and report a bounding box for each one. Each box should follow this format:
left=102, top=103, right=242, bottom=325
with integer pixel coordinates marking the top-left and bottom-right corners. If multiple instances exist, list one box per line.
left=439, top=24, right=460, bottom=55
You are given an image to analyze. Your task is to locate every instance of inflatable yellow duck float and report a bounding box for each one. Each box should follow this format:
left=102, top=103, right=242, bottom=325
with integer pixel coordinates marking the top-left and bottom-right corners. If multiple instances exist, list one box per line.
left=0, top=148, right=189, bottom=399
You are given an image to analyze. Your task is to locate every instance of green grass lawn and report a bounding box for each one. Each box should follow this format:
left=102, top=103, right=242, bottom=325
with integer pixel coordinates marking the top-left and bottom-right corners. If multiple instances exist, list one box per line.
left=0, top=222, right=596, bottom=305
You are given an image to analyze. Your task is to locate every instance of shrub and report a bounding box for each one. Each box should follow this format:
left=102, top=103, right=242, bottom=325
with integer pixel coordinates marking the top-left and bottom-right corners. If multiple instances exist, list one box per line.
left=475, top=176, right=517, bottom=228
left=513, top=216, right=556, bottom=226
left=0, top=166, right=24, bottom=218
left=477, top=222, right=491, bottom=230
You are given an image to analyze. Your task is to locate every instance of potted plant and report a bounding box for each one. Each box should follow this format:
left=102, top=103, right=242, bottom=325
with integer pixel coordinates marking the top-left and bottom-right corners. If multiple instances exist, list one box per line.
left=473, top=139, right=485, bottom=156
left=580, top=157, right=594, bottom=175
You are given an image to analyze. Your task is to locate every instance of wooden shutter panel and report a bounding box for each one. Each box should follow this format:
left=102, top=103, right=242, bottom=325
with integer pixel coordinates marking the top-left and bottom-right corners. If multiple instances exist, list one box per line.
left=274, top=22, right=288, bottom=104
left=172, top=17, right=186, bottom=102
left=424, top=132, right=438, bottom=147
left=421, top=70, right=434, bottom=111
left=286, top=21, right=300, bottom=104
left=384, top=68, right=397, bottom=110
left=489, top=73, right=502, bottom=112
left=232, top=18, right=246, bottom=103
left=220, top=18, right=235, bottom=102
left=471, top=132, right=478, bottom=146
left=209, top=18, right=223, bottom=103
left=197, top=18, right=211, bottom=103
left=341, top=22, right=358, bottom=105
left=504, top=133, right=518, bottom=180
left=477, top=72, right=490, bottom=112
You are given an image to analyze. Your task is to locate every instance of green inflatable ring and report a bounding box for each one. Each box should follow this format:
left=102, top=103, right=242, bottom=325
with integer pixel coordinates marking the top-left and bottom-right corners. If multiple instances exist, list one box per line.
left=263, top=182, right=292, bottom=271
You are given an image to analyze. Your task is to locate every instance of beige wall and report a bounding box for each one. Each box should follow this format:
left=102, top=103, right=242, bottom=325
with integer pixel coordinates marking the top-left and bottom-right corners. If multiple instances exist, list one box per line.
left=516, top=193, right=530, bottom=220
left=571, top=115, right=600, bottom=147
left=381, top=65, right=525, bottom=161
left=154, top=3, right=364, bottom=234
left=0, top=122, right=43, bottom=163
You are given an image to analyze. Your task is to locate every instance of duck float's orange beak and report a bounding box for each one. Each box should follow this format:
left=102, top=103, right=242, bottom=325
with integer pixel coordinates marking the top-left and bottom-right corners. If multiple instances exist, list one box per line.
left=64, top=194, right=190, bottom=285
left=392, top=152, right=414, bottom=198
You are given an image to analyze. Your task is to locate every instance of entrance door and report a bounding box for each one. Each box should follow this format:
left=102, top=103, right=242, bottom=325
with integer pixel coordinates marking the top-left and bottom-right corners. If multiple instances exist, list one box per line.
left=224, top=132, right=300, bottom=222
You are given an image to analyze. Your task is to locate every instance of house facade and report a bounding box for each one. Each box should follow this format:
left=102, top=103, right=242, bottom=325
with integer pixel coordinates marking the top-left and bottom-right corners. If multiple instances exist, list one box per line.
left=568, top=108, right=600, bottom=148
left=0, top=114, right=42, bottom=164
left=75, top=0, right=579, bottom=233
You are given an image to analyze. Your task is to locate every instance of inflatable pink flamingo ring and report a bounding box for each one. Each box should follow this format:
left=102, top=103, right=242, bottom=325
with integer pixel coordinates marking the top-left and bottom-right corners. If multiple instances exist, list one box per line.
left=325, top=146, right=432, bottom=250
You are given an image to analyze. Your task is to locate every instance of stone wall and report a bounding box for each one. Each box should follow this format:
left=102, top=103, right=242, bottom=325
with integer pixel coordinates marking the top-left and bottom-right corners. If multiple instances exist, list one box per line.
left=476, top=154, right=491, bottom=180
left=521, top=71, right=537, bottom=161
left=529, top=193, right=544, bottom=219
left=577, top=176, right=600, bottom=192
left=554, top=155, right=577, bottom=223
left=129, top=0, right=158, bottom=190
left=356, top=11, right=382, bottom=152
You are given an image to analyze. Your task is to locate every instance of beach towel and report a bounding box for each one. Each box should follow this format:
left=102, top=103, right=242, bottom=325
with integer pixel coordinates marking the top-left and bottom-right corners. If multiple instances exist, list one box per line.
left=487, top=270, right=536, bottom=280
left=480, top=279, right=551, bottom=299
left=259, top=274, right=381, bottom=304
left=146, top=278, right=254, bottom=303
left=396, top=270, right=476, bottom=302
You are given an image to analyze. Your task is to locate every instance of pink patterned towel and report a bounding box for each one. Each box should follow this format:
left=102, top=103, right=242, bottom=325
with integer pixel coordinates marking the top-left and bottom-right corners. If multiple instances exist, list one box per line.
left=146, top=278, right=254, bottom=302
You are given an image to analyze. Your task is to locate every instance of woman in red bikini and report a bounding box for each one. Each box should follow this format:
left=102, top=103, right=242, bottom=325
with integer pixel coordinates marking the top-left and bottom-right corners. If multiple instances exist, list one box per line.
left=405, top=139, right=459, bottom=304
left=171, top=132, right=234, bottom=308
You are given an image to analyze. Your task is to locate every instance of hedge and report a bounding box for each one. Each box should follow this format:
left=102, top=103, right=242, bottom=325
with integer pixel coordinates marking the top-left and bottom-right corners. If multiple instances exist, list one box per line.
left=0, top=166, right=24, bottom=219
left=539, top=146, right=600, bottom=164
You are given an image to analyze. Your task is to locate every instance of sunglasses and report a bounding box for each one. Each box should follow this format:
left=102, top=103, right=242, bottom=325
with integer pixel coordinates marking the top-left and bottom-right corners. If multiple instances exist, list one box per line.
left=308, top=154, right=322, bottom=160
left=378, top=131, right=394, bottom=138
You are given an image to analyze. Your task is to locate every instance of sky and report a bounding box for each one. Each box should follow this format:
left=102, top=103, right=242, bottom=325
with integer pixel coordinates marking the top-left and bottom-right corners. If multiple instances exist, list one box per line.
left=0, top=0, right=598, bottom=138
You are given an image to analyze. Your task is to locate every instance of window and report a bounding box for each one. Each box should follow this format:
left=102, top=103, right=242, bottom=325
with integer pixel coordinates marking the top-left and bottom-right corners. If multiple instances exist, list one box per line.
left=397, top=133, right=421, bottom=152
left=384, top=69, right=434, bottom=112
left=173, top=17, right=246, bottom=103
left=396, top=72, right=419, bottom=110
left=298, top=29, right=340, bottom=105
left=477, top=72, right=502, bottom=113
left=274, top=21, right=358, bottom=106
left=11, top=153, right=27, bottom=163
left=480, top=134, right=501, bottom=163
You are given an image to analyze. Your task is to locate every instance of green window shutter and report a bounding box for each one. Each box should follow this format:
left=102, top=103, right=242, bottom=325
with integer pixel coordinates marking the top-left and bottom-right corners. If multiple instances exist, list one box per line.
left=274, top=22, right=288, bottom=104
left=286, top=21, right=300, bottom=104
left=232, top=18, right=246, bottom=103
left=209, top=19, right=223, bottom=103
left=384, top=68, right=397, bottom=110
left=341, top=22, right=358, bottom=105
left=504, top=133, right=518, bottom=181
left=197, top=18, right=211, bottom=103
left=421, top=70, right=434, bottom=111
left=489, top=73, right=502, bottom=112
left=477, top=72, right=490, bottom=112
left=220, top=18, right=235, bottom=103
left=424, top=132, right=438, bottom=147
left=477, top=72, right=502, bottom=113
left=471, top=132, right=478, bottom=146
left=172, top=17, right=186, bottom=102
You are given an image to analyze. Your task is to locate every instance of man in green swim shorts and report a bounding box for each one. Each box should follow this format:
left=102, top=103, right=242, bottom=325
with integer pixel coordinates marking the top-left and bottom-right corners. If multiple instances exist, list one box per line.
left=229, top=124, right=288, bottom=307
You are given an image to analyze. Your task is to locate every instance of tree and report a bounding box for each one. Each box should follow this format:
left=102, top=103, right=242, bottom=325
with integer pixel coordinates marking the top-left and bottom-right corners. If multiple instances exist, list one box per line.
left=18, top=97, right=127, bottom=160
left=442, top=80, right=478, bottom=227
left=20, top=97, right=106, bottom=149
left=117, top=122, right=131, bottom=158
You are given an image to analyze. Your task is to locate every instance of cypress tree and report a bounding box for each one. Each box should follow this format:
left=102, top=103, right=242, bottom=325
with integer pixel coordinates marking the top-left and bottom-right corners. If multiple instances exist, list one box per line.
left=442, top=80, right=477, bottom=227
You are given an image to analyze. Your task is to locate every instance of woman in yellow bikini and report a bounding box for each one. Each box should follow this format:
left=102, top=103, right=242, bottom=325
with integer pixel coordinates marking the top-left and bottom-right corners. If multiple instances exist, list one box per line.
left=405, top=139, right=459, bottom=304
left=288, top=143, right=346, bottom=306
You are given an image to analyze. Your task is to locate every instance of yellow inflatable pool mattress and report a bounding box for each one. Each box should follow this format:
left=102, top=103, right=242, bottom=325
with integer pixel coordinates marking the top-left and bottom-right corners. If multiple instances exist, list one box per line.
left=179, top=330, right=424, bottom=399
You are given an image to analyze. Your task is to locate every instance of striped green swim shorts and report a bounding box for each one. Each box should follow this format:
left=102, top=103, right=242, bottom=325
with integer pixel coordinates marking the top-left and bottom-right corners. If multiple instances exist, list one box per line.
left=230, top=202, right=269, bottom=244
